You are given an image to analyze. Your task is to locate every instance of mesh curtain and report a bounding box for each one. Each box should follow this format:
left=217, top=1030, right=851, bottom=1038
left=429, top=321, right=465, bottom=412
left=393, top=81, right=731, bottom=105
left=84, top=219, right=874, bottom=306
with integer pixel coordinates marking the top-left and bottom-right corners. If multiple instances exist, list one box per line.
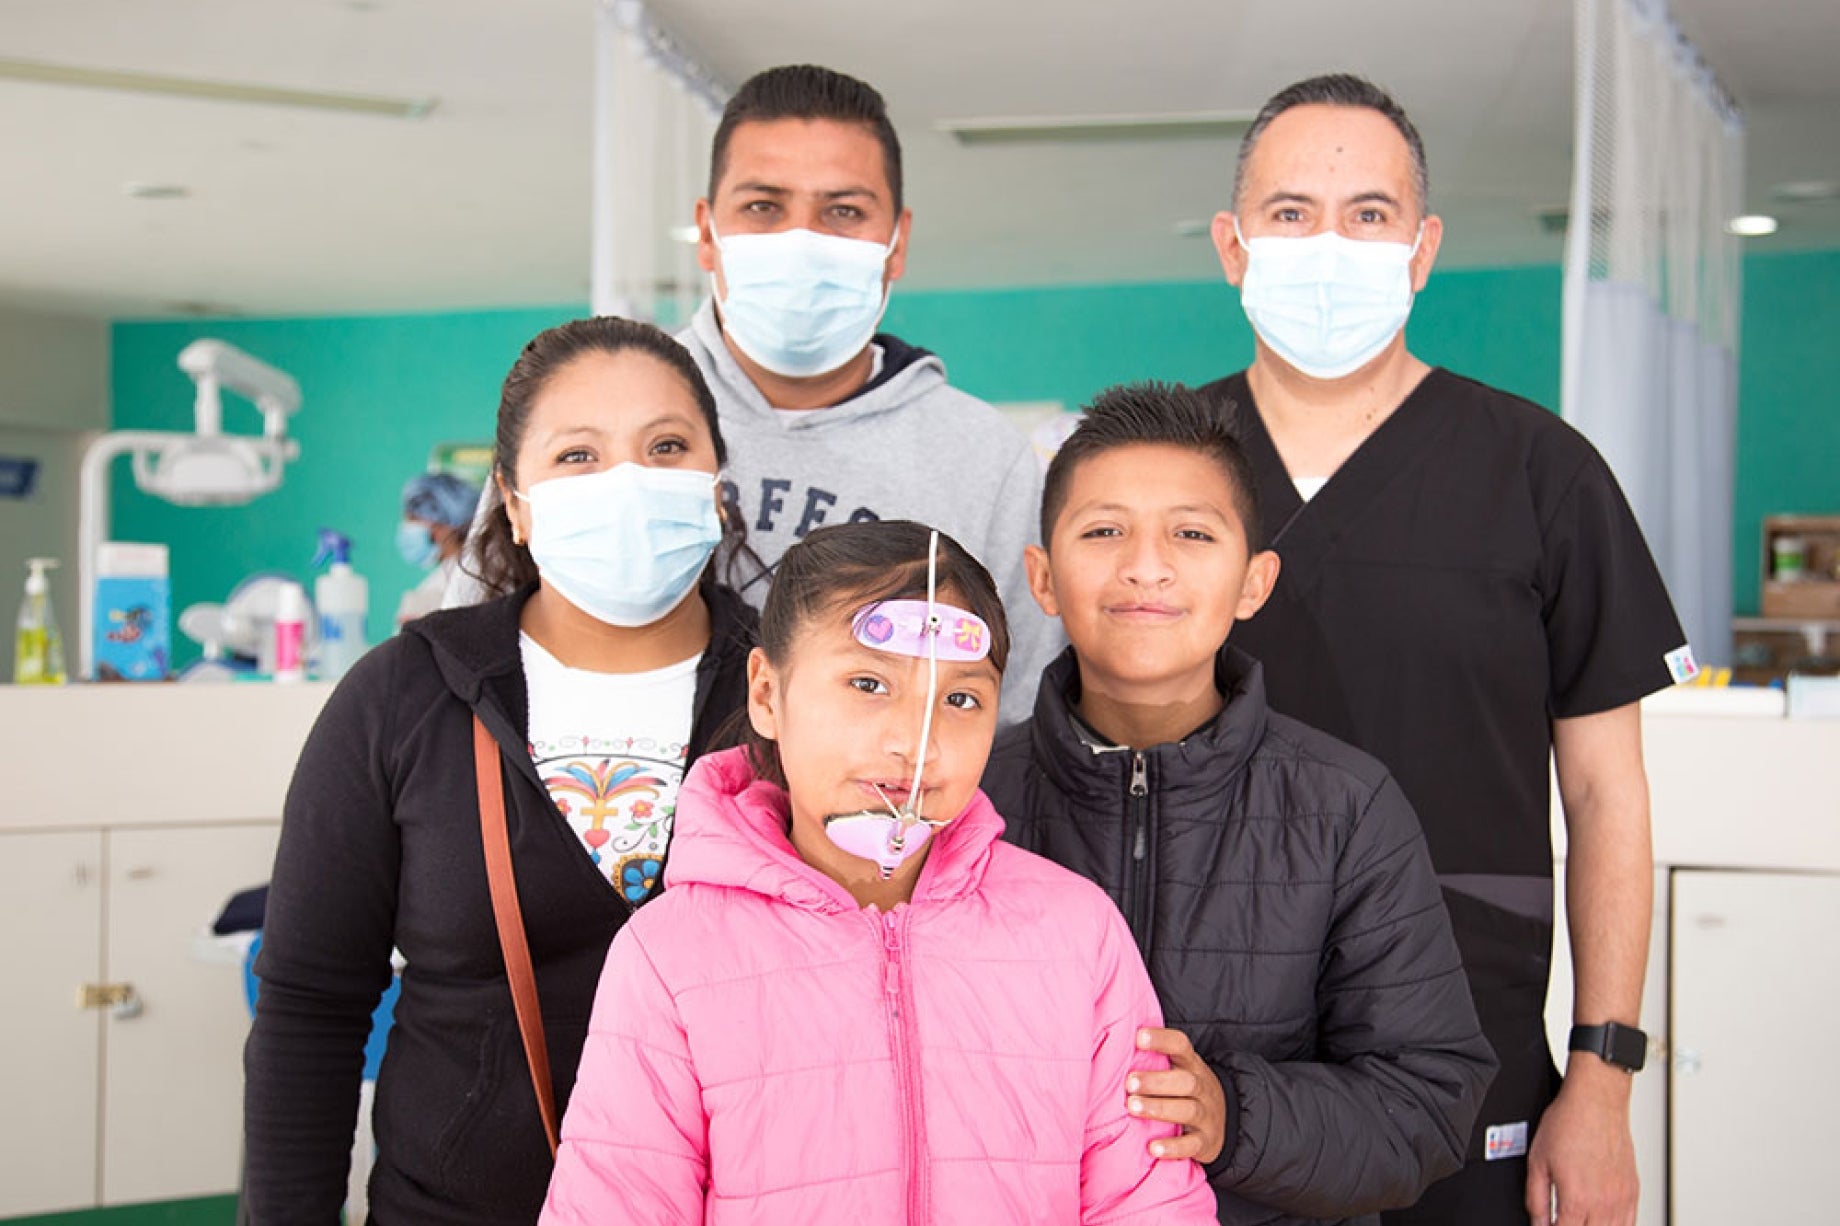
left=591, top=0, right=728, bottom=325
left=1562, top=0, right=1744, bottom=665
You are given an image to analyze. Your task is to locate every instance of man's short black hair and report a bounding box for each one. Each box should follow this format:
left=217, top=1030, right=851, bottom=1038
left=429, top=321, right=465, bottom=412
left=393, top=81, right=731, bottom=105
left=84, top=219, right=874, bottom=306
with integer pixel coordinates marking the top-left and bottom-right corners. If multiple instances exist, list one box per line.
left=1233, top=73, right=1427, bottom=215
left=1041, top=382, right=1263, bottom=550
left=709, top=65, right=904, bottom=213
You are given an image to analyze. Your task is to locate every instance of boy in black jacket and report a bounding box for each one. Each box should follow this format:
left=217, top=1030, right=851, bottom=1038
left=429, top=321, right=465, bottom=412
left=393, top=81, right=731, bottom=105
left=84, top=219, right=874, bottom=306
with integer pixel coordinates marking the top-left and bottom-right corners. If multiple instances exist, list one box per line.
left=981, top=383, right=1495, bottom=1226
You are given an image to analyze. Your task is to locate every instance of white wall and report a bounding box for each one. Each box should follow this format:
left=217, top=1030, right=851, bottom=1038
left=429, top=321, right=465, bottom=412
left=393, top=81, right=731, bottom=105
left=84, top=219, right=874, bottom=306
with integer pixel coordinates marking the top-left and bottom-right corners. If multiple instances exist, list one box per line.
left=0, top=305, right=107, bottom=679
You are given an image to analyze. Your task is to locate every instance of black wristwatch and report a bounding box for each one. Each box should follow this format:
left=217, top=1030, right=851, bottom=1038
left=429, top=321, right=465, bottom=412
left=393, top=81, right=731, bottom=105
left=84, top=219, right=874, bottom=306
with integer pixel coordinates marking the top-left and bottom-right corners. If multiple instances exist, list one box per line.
left=1569, top=1022, right=1648, bottom=1073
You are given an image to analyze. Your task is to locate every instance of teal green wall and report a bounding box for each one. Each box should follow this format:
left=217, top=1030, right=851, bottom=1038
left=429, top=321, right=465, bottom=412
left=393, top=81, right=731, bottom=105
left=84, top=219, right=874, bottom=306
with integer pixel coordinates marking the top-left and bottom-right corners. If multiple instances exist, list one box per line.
left=109, top=306, right=578, bottom=658
left=1732, top=249, right=1840, bottom=612
left=886, top=263, right=1563, bottom=410
left=109, top=254, right=1832, bottom=666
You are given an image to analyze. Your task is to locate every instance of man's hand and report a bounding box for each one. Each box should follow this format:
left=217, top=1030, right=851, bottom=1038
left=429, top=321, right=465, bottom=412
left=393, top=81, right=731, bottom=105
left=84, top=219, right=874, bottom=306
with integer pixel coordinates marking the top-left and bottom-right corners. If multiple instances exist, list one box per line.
left=1525, top=1061, right=1638, bottom=1225
left=1125, top=1027, right=1226, bottom=1164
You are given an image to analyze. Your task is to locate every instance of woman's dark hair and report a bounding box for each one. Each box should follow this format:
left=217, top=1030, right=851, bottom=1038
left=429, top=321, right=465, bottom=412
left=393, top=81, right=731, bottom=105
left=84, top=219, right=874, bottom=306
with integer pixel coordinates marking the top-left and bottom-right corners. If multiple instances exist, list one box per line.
left=466, top=315, right=749, bottom=597
left=741, top=520, right=1009, bottom=788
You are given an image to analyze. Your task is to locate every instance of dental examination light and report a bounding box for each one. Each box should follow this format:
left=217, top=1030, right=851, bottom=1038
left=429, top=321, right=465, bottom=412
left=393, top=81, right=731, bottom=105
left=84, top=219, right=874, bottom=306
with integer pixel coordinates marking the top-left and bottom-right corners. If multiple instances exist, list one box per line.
left=77, top=340, right=303, bottom=679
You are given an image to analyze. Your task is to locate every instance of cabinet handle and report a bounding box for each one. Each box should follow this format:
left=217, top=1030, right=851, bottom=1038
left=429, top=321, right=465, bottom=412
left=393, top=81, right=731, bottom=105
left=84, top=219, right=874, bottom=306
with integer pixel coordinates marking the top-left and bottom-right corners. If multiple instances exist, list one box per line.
left=1674, top=1048, right=1702, bottom=1075
left=78, top=983, right=142, bottom=1019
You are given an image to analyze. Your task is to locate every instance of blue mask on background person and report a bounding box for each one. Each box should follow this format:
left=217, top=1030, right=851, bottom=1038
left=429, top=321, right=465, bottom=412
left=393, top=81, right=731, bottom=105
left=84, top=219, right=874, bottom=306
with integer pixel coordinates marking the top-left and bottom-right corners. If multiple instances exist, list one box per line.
left=396, top=521, right=439, bottom=569
left=517, top=464, right=722, bottom=628
left=711, top=224, right=897, bottom=378
left=1237, top=221, right=1422, bottom=381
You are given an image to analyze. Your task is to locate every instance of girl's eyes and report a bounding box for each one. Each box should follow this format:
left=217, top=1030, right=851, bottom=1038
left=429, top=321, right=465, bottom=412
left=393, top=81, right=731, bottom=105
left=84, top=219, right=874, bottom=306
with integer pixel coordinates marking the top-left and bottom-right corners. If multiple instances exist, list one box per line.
left=849, top=675, right=983, bottom=711
left=649, top=437, right=688, bottom=457
left=556, top=446, right=593, bottom=465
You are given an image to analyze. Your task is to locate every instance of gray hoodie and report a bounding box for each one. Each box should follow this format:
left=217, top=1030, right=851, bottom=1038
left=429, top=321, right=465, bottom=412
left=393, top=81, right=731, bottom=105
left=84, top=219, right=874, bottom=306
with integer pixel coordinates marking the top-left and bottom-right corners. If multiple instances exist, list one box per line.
left=682, top=300, right=1058, bottom=721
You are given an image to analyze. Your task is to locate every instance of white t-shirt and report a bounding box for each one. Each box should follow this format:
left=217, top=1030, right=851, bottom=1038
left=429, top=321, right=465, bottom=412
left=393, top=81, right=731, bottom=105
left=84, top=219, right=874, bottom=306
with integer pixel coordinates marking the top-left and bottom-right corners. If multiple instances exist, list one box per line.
left=1293, top=475, right=1331, bottom=502
left=520, top=633, right=701, bottom=906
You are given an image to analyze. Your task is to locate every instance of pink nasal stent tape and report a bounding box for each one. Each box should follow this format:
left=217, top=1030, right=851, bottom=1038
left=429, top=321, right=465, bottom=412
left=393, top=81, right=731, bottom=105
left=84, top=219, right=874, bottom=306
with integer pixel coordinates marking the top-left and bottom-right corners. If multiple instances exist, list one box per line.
left=824, top=530, right=989, bottom=879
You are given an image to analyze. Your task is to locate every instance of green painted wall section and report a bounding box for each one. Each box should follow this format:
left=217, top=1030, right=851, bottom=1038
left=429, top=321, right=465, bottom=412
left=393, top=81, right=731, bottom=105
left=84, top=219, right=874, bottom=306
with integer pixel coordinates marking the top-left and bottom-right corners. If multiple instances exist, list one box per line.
left=109, top=254, right=1832, bottom=666
left=885, top=263, right=1563, bottom=412
left=1732, top=249, right=1840, bottom=613
left=109, top=306, right=578, bottom=660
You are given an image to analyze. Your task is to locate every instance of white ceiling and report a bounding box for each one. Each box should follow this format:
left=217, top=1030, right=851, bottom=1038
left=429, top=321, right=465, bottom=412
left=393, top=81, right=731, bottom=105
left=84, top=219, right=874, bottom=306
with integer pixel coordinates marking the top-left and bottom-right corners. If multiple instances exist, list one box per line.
left=1, top=0, right=1835, bottom=319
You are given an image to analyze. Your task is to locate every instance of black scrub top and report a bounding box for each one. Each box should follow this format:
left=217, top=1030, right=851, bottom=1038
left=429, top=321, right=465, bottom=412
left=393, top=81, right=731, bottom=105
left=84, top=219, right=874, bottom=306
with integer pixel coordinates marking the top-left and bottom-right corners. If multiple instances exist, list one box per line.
left=1206, top=367, right=1688, bottom=1158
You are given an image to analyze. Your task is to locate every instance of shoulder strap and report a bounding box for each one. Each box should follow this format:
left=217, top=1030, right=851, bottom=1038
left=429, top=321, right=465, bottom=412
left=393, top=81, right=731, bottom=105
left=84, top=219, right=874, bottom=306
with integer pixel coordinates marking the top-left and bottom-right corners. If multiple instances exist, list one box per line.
left=473, top=714, right=560, bottom=1157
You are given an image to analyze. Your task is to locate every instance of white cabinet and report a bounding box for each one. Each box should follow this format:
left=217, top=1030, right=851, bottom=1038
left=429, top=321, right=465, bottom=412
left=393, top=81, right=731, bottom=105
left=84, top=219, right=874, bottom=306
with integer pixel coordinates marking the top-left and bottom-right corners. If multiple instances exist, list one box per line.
left=0, top=682, right=327, bottom=1217
left=1, top=831, right=103, bottom=1216
left=0, top=823, right=279, bottom=1217
left=1669, top=869, right=1840, bottom=1225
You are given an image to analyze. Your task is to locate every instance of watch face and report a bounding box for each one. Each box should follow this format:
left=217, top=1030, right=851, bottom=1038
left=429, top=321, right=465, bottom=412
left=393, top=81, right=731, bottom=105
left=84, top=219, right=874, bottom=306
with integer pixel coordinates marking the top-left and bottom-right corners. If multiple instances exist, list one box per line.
left=1606, top=1023, right=1648, bottom=1072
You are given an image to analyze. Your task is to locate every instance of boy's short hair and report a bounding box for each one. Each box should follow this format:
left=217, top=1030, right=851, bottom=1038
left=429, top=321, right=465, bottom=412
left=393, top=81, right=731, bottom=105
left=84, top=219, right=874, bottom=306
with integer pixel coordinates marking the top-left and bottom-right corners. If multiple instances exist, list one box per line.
left=710, top=65, right=904, bottom=213
left=1040, top=382, right=1263, bottom=549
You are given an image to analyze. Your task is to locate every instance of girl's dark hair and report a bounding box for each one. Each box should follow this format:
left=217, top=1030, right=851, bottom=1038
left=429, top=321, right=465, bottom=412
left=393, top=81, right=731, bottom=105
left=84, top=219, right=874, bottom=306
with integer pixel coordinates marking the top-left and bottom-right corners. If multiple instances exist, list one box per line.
left=742, top=520, right=1010, bottom=788
left=466, top=315, right=749, bottom=597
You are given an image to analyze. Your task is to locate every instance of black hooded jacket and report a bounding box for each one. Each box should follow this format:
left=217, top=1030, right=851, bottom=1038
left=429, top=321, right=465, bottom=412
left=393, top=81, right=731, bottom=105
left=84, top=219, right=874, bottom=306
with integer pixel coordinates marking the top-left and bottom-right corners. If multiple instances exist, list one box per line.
left=243, top=583, right=755, bottom=1225
left=982, top=647, right=1496, bottom=1225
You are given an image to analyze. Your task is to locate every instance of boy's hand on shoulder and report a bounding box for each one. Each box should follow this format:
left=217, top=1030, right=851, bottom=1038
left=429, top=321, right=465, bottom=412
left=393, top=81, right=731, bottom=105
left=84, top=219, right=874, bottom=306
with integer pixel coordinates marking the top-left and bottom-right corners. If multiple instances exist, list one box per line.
left=1126, top=1027, right=1226, bottom=1164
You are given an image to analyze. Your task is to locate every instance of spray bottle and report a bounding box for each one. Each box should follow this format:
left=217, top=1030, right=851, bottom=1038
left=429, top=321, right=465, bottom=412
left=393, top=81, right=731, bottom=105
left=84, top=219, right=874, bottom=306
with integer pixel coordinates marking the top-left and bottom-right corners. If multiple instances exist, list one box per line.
left=313, top=529, right=370, bottom=681
left=15, top=558, right=69, bottom=685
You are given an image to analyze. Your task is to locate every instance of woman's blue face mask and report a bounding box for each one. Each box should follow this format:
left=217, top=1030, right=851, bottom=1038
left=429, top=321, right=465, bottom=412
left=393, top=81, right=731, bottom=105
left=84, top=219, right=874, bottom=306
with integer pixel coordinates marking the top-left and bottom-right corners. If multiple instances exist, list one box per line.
left=396, top=520, right=439, bottom=569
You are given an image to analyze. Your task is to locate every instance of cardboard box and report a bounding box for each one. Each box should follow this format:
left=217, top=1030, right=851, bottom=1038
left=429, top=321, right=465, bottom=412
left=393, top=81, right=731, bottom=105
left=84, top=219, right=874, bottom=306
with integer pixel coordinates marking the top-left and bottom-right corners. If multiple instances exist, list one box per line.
left=94, top=542, right=171, bottom=681
left=1759, top=515, right=1840, bottom=620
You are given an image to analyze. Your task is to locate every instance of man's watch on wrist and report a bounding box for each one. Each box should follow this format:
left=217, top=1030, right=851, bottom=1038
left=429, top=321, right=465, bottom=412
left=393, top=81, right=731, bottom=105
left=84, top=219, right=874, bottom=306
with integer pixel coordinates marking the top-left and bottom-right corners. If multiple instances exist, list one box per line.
left=1569, top=1021, right=1648, bottom=1073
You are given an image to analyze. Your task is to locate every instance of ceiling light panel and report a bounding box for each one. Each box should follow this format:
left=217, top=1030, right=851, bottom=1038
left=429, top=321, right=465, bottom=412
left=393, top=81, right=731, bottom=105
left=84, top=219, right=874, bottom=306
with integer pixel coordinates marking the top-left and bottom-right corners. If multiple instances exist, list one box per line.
left=0, top=56, right=437, bottom=119
left=938, top=111, right=1254, bottom=146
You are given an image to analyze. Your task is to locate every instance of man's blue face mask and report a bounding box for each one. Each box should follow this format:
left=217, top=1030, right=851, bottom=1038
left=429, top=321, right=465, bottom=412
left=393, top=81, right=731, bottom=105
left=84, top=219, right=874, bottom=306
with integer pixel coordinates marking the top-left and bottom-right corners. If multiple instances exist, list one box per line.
left=710, top=224, right=897, bottom=379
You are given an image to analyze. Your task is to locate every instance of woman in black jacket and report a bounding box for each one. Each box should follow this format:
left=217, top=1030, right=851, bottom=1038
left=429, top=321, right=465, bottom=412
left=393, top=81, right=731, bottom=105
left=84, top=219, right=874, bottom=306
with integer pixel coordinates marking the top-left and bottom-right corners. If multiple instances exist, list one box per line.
left=243, top=317, right=757, bottom=1224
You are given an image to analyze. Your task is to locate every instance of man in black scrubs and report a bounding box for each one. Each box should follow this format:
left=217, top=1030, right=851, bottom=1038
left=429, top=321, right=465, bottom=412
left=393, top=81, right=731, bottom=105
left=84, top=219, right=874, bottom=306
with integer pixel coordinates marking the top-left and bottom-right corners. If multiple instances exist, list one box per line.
left=1200, top=75, right=1692, bottom=1226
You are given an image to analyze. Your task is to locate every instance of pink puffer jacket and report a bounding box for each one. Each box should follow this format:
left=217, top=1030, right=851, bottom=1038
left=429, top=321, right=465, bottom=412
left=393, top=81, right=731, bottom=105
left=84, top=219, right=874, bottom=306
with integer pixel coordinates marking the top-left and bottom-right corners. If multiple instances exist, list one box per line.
left=541, top=747, right=1217, bottom=1225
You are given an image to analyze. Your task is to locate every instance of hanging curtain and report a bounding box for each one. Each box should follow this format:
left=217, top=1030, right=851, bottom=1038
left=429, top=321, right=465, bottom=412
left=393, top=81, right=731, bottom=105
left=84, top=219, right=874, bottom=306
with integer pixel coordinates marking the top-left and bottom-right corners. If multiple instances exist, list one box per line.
left=1562, top=0, right=1744, bottom=666
left=590, top=0, right=728, bottom=324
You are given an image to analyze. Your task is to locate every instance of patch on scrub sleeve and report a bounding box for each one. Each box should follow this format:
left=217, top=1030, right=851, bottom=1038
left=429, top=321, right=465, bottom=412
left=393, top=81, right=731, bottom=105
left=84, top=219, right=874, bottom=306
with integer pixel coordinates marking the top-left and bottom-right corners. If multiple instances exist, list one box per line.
left=1664, top=644, right=1699, bottom=684
left=1485, top=1120, right=1529, bottom=1161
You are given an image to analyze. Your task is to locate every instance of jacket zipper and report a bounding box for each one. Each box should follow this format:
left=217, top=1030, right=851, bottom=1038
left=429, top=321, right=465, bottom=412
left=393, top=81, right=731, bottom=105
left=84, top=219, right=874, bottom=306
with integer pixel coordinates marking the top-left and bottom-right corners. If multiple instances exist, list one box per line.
left=882, top=907, right=929, bottom=1224
left=1125, top=751, right=1152, bottom=957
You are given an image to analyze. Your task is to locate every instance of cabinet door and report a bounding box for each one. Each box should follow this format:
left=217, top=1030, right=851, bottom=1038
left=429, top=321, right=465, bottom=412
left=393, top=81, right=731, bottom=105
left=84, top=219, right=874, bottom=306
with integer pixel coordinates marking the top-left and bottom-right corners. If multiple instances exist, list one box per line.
left=0, top=830, right=104, bottom=1217
left=101, top=823, right=279, bottom=1205
left=1671, top=869, right=1840, bottom=1223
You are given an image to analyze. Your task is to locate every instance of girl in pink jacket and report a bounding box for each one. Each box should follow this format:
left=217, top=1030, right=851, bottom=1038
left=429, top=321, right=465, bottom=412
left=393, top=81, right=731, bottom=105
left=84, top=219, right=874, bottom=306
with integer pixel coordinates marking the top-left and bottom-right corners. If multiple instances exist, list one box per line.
left=541, top=520, right=1217, bottom=1225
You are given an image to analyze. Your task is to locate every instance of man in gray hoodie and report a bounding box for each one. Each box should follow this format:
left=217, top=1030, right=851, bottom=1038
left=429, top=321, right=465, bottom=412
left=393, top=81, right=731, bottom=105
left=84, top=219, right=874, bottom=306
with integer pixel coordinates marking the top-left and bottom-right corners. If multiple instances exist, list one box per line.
left=451, top=66, right=1054, bottom=718
left=681, top=64, right=1057, bottom=720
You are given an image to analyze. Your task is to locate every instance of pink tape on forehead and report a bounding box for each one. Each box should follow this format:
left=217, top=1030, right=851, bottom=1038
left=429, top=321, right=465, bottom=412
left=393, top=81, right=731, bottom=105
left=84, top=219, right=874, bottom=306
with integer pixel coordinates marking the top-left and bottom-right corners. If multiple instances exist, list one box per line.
left=851, top=599, right=991, bottom=663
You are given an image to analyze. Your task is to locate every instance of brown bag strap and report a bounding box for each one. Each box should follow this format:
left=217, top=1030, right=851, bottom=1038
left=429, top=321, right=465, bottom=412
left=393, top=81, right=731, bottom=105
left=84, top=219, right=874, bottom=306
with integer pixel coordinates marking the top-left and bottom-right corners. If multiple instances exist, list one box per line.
left=474, top=714, right=560, bottom=1157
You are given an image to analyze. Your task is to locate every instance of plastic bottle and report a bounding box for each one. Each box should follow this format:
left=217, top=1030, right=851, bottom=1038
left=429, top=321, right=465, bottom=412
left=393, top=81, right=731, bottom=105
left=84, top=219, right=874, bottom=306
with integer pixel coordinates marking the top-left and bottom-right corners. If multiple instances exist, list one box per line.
left=273, top=582, right=309, bottom=684
left=15, top=558, right=68, bottom=685
left=312, top=529, right=370, bottom=681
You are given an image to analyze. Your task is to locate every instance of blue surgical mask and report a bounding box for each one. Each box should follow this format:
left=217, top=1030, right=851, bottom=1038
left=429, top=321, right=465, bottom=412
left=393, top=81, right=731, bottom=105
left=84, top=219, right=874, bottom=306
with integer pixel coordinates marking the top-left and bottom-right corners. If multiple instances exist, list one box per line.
left=396, top=521, right=439, bottom=569
left=1237, top=221, right=1422, bottom=380
left=518, top=464, right=721, bottom=628
left=711, top=224, right=897, bottom=378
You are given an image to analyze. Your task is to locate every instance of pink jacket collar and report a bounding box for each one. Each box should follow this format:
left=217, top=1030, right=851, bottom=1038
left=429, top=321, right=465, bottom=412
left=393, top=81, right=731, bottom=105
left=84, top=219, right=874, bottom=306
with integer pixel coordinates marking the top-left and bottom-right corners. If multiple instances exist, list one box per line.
left=664, top=747, right=1005, bottom=913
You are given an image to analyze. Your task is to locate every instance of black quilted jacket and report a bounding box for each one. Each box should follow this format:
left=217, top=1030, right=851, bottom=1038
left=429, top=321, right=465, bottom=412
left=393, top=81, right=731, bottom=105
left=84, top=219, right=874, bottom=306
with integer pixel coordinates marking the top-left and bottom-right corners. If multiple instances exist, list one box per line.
left=982, top=647, right=1496, bottom=1225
